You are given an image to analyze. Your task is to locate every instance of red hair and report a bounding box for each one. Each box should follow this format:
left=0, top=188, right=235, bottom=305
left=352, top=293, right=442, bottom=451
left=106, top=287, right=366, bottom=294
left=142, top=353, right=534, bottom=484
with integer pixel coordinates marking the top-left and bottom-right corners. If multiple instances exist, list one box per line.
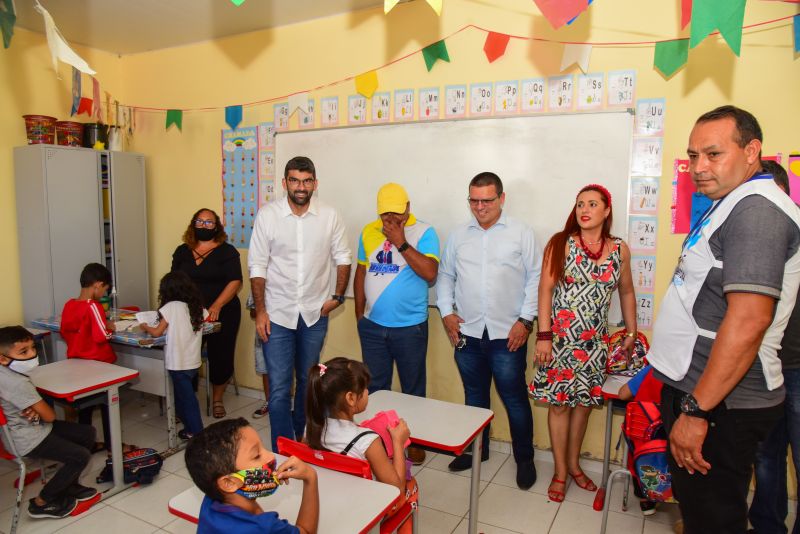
left=543, top=185, right=614, bottom=282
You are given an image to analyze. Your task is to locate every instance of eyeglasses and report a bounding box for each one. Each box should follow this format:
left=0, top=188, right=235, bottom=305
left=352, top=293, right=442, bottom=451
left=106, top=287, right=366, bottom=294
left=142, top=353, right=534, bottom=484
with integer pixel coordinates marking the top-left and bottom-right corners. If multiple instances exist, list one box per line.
left=194, top=219, right=216, bottom=228
left=467, top=197, right=498, bottom=207
left=286, top=177, right=316, bottom=187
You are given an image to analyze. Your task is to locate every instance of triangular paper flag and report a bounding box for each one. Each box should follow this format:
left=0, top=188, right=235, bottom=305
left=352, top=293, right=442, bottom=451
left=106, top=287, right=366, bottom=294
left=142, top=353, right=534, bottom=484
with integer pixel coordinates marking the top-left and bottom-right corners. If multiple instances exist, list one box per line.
left=92, top=77, right=102, bottom=121
left=230, top=0, right=246, bottom=5
left=288, top=93, right=310, bottom=116
left=484, top=32, right=511, bottom=63
left=77, top=97, right=93, bottom=116
left=681, top=0, right=693, bottom=29
left=654, top=39, right=690, bottom=78
left=0, top=0, right=16, bottom=49
left=422, top=40, right=450, bottom=71
left=567, top=0, right=593, bottom=25
left=384, top=0, right=400, bottom=13
left=355, top=71, right=379, bottom=98
left=794, top=14, right=799, bottom=53
left=166, top=110, right=182, bottom=131
left=70, top=67, right=81, bottom=116
left=225, top=105, right=242, bottom=130
left=689, top=0, right=746, bottom=56
left=533, top=0, right=589, bottom=30
left=33, top=1, right=96, bottom=75
left=560, top=43, right=592, bottom=73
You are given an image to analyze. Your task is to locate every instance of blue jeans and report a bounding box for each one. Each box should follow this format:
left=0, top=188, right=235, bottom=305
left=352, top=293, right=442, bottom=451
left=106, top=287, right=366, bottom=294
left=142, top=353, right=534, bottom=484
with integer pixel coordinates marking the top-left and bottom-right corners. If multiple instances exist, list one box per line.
left=750, top=368, right=800, bottom=534
left=263, top=315, right=329, bottom=450
left=358, top=317, right=428, bottom=397
left=169, top=369, right=203, bottom=435
left=454, top=329, right=534, bottom=464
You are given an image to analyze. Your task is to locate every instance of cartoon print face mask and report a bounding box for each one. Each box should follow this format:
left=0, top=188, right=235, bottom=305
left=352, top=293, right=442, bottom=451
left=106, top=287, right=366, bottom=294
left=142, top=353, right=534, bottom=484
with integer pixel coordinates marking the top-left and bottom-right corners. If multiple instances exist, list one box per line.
left=229, top=459, right=280, bottom=499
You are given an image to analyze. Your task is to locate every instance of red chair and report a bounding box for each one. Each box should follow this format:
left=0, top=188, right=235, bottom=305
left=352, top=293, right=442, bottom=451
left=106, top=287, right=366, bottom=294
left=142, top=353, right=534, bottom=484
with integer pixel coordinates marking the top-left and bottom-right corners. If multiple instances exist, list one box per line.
left=277, top=437, right=417, bottom=533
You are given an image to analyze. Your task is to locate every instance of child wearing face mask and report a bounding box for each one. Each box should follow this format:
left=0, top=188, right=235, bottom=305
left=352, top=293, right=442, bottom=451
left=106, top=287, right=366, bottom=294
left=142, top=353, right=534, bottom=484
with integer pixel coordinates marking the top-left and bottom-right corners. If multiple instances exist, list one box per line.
left=0, top=326, right=98, bottom=519
left=185, top=417, right=319, bottom=534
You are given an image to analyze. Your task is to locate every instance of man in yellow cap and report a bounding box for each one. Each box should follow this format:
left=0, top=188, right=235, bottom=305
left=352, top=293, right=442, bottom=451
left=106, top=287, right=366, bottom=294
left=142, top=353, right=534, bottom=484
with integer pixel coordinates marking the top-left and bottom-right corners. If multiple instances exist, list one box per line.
left=354, top=183, right=439, bottom=465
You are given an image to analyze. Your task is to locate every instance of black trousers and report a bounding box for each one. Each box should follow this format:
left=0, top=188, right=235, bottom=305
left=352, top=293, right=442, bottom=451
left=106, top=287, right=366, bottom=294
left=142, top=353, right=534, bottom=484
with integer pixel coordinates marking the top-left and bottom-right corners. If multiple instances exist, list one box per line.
left=77, top=402, right=111, bottom=448
left=662, top=384, right=782, bottom=534
left=27, top=421, right=95, bottom=502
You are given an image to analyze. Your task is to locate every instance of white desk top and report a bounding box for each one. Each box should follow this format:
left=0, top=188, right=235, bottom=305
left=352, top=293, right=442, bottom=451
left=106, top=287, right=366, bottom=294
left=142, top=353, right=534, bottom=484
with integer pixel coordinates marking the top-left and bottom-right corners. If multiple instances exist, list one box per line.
left=168, top=454, right=400, bottom=534
left=601, top=374, right=633, bottom=399
left=355, top=390, right=493, bottom=455
left=28, top=359, right=139, bottom=401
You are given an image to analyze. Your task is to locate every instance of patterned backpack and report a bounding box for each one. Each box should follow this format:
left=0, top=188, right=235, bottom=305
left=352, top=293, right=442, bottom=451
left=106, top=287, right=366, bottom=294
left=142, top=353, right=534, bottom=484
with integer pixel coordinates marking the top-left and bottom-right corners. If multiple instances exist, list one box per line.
left=606, top=330, right=649, bottom=376
left=621, top=401, right=675, bottom=503
left=96, top=447, right=163, bottom=485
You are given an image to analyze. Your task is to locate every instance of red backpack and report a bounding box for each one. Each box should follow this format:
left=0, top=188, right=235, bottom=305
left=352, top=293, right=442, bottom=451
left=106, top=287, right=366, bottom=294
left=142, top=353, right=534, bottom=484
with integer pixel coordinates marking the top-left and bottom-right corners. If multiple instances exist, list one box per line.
left=621, top=401, right=675, bottom=503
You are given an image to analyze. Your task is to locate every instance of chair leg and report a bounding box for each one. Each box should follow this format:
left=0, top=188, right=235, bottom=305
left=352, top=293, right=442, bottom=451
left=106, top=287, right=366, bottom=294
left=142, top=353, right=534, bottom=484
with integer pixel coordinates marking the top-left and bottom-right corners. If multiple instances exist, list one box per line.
left=11, top=459, right=27, bottom=534
left=600, top=469, right=631, bottom=534
left=205, top=359, right=212, bottom=417
left=232, top=373, right=240, bottom=396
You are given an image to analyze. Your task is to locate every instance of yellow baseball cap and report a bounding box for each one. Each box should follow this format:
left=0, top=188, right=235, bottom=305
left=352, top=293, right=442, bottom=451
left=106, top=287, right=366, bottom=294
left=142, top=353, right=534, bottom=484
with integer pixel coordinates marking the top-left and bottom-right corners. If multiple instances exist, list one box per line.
left=376, top=183, right=409, bottom=215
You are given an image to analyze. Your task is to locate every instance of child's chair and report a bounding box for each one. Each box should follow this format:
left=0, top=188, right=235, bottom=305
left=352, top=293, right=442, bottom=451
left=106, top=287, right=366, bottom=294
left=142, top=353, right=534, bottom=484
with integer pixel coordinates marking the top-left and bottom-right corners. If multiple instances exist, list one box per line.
left=0, top=404, right=45, bottom=534
left=277, top=437, right=417, bottom=533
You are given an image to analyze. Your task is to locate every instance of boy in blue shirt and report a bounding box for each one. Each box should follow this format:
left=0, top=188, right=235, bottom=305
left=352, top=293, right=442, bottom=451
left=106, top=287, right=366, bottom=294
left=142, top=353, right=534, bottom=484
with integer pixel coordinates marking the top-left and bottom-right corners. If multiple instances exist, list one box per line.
left=185, top=417, right=319, bottom=534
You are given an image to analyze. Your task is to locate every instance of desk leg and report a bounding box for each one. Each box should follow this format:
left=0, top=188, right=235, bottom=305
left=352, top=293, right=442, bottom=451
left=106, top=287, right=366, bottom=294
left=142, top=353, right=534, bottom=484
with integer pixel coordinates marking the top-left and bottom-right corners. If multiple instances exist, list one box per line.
left=467, top=438, right=482, bottom=534
left=104, top=385, right=127, bottom=498
left=166, top=368, right=177, bottom=449
left=593, top=401, right=615, bottom=511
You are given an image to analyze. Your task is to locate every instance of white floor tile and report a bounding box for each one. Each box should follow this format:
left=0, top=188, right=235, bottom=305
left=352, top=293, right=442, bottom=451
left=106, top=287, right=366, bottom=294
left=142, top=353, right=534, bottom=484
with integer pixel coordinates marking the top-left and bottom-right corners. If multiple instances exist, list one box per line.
left=549, top=500, right=643, bottom=534
left=416, top=505, right=462, bottom=533
left=56, top=504, right=161, bottom=533
left=426, top=451, right=510, bottom=482
left=644, top=502, right=682, bottom=526
left=414, top=467, right=488, bottom=517
left=479, top=483, right=559, bottom=533
left=642, top=519, right=677, bottom=534
left=106, top=473, right=194, bottom=527
left=562, top=469, right=603, bottom=507
left=162, top=516, right=199, bottom=534
left=121, top=422, right=171, bottom=450
left=452, top=518, right=521, bottom=533
left=160, top=449, right=186, bottom=474
left=0, top=500, right=104, bottom=534
left=492, top=456, right=556, bottom=498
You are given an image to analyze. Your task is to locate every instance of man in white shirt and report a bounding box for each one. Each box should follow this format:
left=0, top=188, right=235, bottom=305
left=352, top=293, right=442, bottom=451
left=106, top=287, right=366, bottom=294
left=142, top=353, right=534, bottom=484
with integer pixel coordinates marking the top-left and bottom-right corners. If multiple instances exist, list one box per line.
left=249, top=156, right=352, bottom=449
left=436, top=172, right=541, bottom=489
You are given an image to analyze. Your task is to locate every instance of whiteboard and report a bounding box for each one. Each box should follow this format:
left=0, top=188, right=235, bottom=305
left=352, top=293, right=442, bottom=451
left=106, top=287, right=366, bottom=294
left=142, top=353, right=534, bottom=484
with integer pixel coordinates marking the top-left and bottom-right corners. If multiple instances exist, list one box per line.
left=275, top=111, right=634, bottom=323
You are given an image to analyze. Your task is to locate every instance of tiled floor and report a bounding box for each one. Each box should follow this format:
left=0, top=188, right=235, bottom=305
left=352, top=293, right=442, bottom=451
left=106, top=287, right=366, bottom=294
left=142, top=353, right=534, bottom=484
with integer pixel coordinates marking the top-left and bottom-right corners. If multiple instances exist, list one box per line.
left=0, top=388, right=789, bottom=533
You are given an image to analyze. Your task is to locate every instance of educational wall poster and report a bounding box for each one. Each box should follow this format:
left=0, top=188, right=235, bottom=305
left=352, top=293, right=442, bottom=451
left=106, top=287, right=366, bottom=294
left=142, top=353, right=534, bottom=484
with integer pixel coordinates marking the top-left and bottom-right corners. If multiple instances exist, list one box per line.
left=419, top=87, right=440, bottom=120
left=258, top=122, right=275, bottom=149
left=631, top=255, right=656, bottom=293
left=299, top=99, right=315, bottom=129
left=273, top=103, right=289, bottom=131
left=630, top=137, right=663, bottom=177
left=636, top=293, right=655, bottom=329
left=628, top=215, right=658, bottom=253
left=576, top=73, right=603, bottom=110
left=635, top=98, right=666, bottom=136
left=258, top=151, right=275, bottom=206
left=629, top=177, right=659, bottom=214
left=494, top=80, right=519, bottom=115
left=521, top=78, right=545, bottom=113
left=372, top=92, right=390, bottom=123
left=445, top=85, right=467, bottom=118
left=348, top=95, right=367, bottom=124
left=788, top=154, right=800, bottom=205
left=394, top=89, right=414, bottom=121
left=321, top=97, right=339, bottom=126
left=607, top=70, right=636, bottom=108
left=470, top=83, right=493, bottom=116
left=221, top=127, right=258, bottom=248
left=548, top=74, right=574, bottom=111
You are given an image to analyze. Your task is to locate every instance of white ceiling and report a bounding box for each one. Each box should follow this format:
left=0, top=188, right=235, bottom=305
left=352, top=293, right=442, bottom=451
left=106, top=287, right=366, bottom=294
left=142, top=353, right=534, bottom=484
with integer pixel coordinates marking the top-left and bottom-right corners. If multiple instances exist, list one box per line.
left=14, top=0, right=388, bottom=55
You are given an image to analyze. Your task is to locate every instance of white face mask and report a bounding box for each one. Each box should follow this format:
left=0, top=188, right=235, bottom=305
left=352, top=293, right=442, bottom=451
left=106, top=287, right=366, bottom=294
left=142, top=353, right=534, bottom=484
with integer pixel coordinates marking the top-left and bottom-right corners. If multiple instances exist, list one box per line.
left=8, top=356, right=39, bottom=375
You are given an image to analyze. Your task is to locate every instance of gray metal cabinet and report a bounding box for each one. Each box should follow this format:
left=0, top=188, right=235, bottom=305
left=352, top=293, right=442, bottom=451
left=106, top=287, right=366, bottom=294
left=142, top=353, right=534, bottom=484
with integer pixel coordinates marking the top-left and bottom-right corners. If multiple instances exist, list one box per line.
left=14, top=145, right=150, bottom=325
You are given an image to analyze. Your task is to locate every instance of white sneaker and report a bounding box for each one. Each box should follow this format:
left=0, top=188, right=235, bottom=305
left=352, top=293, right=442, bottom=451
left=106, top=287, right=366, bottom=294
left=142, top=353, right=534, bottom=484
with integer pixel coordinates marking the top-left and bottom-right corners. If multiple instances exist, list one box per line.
left=253, top=402, right=269, bottom=418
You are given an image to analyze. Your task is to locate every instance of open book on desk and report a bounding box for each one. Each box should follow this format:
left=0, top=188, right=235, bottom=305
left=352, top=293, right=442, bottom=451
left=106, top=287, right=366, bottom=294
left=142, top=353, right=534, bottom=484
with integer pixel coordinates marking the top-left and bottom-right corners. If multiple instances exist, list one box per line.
left=114, top=311, right=159, bottom=333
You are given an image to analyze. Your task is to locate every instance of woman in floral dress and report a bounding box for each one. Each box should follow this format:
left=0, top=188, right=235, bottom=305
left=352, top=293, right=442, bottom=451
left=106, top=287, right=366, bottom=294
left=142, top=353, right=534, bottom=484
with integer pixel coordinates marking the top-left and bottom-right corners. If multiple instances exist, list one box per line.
left=529, top=184, right=638, bottom=502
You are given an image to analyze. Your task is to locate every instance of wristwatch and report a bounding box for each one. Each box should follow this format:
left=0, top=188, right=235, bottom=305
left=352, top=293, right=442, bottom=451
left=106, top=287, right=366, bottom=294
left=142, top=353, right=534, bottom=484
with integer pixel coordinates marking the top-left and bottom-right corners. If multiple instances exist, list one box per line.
left=517, top=317, right=534, bottom=332
left=397, top=242, right=410, bottom=253
left=679, top=393, right=712, bottom=420
left=332, top=294, right=345, bottom=305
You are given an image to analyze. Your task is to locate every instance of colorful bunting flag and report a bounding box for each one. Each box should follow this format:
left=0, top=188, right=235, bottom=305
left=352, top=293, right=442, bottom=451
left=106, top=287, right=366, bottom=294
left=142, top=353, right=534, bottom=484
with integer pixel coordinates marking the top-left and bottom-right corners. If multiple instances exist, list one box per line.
left=654, top=39, right=689, bottom=78
left=422, top=40, right=450, bottom=71
left=230, top=0, right=246, bottom=6
left=225, top=105, right=243, bottom=130
left=681, top=0, right=693, bottom=30
left=567, top=0, right=593, bottom=25
left=288, top=92, right=310, bottom=115
left=33, top=1, right=96, bottom=75
left=0, top=0, right=16, bottom=49
left=483, top=32, right=511, bottom=63
left=385, top=0, right=442, bottom=15
left=794, top=14, right=799, bottom=53
left=76, top=97, right=93, bottom=116
left=533, top=0, right=589, bottom=30
left=355, top=71, right=379, bottom=98
left=560, top=43, right=592, bottom=73
left=166, top=110, right=182, bottom=131
left=92, top=77, right=102, bottom=121
left=689, top=0, right=746, bottom=56
left=70, top=67, right=81, bottom=116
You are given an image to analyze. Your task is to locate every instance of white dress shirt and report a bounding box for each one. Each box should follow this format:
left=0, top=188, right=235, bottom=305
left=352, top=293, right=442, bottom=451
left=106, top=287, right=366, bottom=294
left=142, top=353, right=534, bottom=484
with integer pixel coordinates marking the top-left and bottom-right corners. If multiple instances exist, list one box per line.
left=436, top=213, right=541, bottom=340
left=248, top=196, right=352, bottom=329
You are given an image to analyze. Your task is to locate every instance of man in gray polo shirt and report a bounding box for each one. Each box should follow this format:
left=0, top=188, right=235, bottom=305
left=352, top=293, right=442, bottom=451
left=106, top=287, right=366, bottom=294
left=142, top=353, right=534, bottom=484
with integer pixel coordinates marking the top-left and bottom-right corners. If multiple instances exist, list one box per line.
left=647, top=107, right=800, bottom=533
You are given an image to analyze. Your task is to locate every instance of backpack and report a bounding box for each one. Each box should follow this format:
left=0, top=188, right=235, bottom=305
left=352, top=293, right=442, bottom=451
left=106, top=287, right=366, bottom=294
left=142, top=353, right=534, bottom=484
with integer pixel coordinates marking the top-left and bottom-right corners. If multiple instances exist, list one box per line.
left=96, top=447, right=163, bottom=485
left=621, top=401, right=675, bottom=503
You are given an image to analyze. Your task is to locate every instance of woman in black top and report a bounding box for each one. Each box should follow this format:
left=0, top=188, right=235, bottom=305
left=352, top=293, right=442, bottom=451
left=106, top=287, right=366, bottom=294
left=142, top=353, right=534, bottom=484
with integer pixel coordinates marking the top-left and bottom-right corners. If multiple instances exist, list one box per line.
left=171, top=208, right=242, bottom=418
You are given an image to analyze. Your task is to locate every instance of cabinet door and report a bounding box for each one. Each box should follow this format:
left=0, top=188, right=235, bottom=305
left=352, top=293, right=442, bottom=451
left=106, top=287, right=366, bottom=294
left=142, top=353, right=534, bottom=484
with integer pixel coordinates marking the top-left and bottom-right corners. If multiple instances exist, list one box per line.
left=109, top=152, right=150, bottom=310
left=45, top=148, right=104, bottom=313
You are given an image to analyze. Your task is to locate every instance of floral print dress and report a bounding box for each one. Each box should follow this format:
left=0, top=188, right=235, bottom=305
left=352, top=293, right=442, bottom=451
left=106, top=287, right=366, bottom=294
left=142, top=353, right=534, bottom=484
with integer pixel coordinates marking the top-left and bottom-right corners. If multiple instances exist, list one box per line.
left=529, top=236, right=622, bottom=407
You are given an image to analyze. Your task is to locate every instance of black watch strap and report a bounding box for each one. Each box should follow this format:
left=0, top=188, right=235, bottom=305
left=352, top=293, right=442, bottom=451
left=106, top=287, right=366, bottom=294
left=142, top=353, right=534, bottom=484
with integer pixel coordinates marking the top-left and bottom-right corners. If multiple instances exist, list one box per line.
left=517, top=317, right=533, bottom=332
left=680, top=393, right=711, bottom=420
left=397, top=242, right=410, bottom=253
left=332, top=295, right=345, bottom=304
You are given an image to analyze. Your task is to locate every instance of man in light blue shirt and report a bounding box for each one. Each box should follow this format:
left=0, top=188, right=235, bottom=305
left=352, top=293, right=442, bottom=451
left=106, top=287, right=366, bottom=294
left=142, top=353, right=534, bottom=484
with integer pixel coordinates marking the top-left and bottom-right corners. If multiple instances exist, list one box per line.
left=436, top=171, right=541, bottom=490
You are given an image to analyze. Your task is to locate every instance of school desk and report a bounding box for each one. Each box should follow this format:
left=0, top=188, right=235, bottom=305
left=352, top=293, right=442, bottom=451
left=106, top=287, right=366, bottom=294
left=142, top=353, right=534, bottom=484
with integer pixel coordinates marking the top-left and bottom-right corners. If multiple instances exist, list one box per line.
left=355, top=390, right=494, bottom=534
left=27, top=358, right=139, bottom=498
left=168, top=453, right=400, bottom=534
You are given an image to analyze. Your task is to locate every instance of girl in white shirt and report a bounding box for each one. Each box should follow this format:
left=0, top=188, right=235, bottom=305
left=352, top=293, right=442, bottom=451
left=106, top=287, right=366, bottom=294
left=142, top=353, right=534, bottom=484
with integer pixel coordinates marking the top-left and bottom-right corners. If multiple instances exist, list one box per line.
left=140, top=271, right=207, bottom=439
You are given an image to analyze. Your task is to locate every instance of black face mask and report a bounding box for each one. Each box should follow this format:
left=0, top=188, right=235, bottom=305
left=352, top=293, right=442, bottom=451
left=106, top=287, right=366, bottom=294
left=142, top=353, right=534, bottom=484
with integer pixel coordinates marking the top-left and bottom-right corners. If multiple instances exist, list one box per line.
left=194, top=227, right=218, bottom=242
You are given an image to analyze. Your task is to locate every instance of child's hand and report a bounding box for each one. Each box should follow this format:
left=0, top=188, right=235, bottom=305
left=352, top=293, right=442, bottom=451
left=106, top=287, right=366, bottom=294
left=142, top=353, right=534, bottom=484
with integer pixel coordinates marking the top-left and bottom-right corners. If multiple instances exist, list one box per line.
left=389, top=418, right=411, bottom=444
left=275, top=456, right=317, bottom=485
left=106, top=320, right=116, bottom=332
left=20, top=407, right=40, bottom=423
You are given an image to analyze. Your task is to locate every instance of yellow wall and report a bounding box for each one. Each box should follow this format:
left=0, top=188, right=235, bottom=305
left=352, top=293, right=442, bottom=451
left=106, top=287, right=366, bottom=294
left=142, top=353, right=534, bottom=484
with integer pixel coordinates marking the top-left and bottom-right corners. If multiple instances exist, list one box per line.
left=4, top=1, right=800, bottom=462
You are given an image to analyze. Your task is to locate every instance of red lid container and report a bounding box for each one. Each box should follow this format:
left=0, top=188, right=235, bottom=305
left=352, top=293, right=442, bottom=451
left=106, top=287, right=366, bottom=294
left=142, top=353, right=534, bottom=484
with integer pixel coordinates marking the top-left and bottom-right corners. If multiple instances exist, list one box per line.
left=22, top=115, right=57, bottom=144
left=56, top=121, right=84, bottom=146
